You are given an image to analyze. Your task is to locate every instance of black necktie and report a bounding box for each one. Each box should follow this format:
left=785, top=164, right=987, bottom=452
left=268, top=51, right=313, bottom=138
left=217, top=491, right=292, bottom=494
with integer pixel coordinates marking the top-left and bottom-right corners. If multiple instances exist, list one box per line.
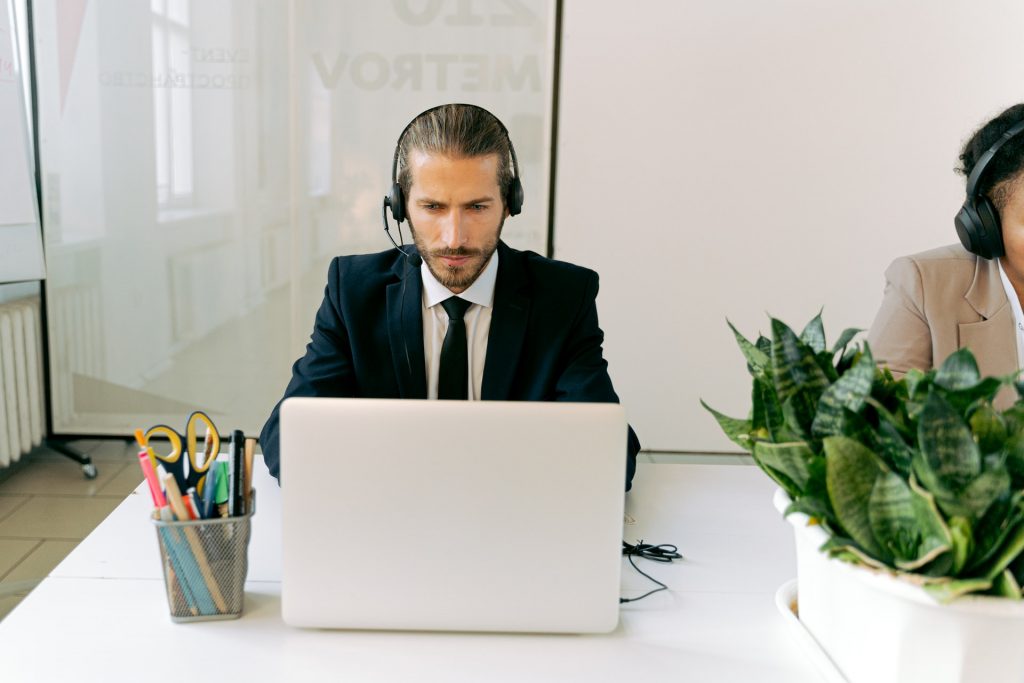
left=438, top=297, right=472, bottom=400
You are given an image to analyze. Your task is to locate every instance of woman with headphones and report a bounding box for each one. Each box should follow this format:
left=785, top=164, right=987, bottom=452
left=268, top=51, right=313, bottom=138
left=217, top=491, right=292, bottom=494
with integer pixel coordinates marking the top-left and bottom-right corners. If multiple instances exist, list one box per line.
left=868, top=104, right=1024, bottom=408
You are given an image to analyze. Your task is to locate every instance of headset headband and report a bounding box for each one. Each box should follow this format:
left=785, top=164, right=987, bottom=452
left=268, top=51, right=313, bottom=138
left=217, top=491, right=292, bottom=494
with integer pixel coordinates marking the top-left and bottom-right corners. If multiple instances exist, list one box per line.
left=965, top=118, right=1024, bottom=198
left=390, top=103, right=521, bottom=187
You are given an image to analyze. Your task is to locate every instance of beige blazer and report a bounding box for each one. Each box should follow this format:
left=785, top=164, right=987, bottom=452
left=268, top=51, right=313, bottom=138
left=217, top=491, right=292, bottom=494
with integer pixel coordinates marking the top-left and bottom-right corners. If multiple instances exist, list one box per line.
left=867, top=243, right=1018, bottom=408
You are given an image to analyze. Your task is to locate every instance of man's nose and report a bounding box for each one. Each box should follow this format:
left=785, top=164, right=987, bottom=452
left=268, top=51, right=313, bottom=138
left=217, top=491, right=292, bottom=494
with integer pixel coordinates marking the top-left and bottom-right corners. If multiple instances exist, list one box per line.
left=441, top=210, right=466, bottom=247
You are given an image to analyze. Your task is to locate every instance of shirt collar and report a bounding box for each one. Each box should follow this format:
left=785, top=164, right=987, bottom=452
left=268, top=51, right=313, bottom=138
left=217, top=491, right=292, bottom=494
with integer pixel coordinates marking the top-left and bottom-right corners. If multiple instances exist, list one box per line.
left=420, top=249, right=499, bottom=309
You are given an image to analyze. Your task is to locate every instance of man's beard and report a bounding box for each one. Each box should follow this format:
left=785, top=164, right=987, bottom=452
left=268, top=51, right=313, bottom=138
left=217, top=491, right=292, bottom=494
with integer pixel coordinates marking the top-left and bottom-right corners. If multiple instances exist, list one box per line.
left=408, top=217, right=504, bottom=292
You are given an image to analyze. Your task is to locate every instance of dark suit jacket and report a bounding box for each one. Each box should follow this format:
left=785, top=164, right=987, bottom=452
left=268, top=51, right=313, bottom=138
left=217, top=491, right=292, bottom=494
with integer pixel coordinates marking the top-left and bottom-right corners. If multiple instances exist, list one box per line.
left=260, top=240, right=640, bottom=489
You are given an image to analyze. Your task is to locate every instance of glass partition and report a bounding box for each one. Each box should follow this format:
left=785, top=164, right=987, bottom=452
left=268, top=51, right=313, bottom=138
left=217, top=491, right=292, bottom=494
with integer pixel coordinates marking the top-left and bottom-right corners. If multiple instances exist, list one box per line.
left=33, top=0, right=556, bottom=436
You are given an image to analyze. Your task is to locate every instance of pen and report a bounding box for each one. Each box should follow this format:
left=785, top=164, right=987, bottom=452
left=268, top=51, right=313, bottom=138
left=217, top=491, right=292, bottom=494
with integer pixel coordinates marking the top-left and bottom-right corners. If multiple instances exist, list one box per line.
left=215, top=459, right=230, bottom=518
left=228, top=430, right=245, bottom=516
left=201, top=460, right=218, bottom=519
left=243, top=437, right=255, bottom=512
left=137, top=451, right=166, bottom=508
left=185, top=487, right=203, bottom=521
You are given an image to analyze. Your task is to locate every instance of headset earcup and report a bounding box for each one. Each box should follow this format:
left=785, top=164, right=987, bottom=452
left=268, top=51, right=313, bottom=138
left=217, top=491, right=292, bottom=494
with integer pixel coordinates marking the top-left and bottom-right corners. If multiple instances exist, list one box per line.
left=955, top=203, right=981, bottom=255
left=507, top=177, right=524, bottom=216
left=974, top=197, right=1005, bottom=258
left=389, top=183, right=405, bottom=224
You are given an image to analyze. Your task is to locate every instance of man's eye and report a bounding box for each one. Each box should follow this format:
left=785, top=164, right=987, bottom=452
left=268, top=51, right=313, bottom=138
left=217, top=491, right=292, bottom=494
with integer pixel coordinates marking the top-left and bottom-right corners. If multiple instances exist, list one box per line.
left=471, top=204, right=487, bottom=211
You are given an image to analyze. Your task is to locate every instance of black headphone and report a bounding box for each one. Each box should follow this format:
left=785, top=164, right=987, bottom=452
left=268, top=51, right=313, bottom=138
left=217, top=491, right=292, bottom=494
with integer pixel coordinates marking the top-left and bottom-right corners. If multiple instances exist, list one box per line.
left=381, top=104, right=524, bottom=259
left=955, top=118, right=1024, bottom=260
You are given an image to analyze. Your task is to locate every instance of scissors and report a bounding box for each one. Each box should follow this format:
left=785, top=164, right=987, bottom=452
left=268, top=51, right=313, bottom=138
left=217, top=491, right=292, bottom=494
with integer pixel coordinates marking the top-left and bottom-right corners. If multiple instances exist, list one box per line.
left=142, top=411, right=221, bottom=496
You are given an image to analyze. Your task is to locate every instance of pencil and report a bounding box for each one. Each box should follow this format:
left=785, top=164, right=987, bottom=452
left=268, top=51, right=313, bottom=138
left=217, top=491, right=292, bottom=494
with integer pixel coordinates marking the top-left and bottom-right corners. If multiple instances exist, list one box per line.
left=162, top=474, right=228, bottom=614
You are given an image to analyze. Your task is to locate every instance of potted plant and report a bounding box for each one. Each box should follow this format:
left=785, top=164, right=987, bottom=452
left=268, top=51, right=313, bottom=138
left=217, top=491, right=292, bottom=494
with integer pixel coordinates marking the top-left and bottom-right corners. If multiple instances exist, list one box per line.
left=703, top=314, right=1024, bottom=683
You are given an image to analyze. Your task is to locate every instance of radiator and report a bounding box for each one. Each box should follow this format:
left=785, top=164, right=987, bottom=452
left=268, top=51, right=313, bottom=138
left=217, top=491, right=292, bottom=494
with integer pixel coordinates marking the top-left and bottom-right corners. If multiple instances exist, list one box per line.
left=0, top=296, right=45, bottom=468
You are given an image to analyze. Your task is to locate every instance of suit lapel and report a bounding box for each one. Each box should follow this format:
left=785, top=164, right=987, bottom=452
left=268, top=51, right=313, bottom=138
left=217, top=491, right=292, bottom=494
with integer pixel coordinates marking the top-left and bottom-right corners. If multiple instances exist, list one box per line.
left=961, top=255, right=1017, bottom=406
left=386, top=255, right=427, bottom=399
left=482, top=242, right=530, bottom=400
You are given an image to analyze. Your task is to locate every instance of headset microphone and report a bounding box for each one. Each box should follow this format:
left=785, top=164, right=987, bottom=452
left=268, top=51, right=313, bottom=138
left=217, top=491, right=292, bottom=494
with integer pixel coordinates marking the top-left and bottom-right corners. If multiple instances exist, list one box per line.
left=381, top=199, right=422, bottom=267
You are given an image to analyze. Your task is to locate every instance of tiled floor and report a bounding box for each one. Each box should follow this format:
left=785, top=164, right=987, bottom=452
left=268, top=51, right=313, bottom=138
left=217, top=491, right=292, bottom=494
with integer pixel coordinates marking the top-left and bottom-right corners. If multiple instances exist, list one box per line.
left=0, top=443, right=751, bottom=623
left=0, top=439, right=141, bottom=621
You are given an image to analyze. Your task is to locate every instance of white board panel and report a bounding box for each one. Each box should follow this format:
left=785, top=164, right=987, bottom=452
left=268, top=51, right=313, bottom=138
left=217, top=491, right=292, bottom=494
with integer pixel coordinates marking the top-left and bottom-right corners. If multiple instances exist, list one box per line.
left=555, top=0, right=1024, bottom=452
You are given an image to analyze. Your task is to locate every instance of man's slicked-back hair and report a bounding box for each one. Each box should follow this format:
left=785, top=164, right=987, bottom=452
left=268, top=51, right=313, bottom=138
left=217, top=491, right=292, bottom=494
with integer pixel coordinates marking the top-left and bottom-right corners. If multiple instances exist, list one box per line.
left=396, top=104, right=514, bottom=207
left=958, top=103, right=1024, bottom=210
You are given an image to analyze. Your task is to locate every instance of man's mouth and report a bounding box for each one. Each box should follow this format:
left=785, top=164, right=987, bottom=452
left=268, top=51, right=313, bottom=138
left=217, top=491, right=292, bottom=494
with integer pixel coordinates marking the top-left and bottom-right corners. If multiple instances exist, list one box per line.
left=432, top=250, right=479, bottom=268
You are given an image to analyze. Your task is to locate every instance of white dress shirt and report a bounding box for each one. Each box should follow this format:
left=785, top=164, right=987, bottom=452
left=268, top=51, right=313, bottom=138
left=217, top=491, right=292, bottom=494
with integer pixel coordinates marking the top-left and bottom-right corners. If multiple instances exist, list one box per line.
left=420, top=251, right=498, bottom=399
left=997, top=258, right=1024, bottom=370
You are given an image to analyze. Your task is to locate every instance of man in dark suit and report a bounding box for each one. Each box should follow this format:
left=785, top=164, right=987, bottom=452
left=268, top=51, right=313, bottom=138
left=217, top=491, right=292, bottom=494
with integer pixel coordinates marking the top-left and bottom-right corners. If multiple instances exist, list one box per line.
left=260, top=104, right=639, bottom=489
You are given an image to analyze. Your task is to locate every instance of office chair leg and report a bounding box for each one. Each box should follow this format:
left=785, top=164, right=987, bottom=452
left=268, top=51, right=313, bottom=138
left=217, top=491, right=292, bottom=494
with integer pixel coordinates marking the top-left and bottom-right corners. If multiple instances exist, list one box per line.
left=45, top=439, right=98, bottom=479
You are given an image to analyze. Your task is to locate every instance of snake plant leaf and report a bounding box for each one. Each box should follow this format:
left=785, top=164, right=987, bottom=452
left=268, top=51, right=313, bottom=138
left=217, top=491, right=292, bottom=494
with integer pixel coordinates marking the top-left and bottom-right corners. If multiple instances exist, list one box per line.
left=1002, top=434, right=1024, bottom=490
left=700, top=400, right=754, bottom=452
left=874, top=420, right=914, bottom=478
left=755, top=334, right=771, bottom=357
left=868, top=470, right=952, bottom=570
left=835, top=346, right=858, bottom=375
left=943, top=378, right=1006, bottom=415
left=752, top=378, right=792, bottom=442
left=753, top=441, right=815, bottom=494
left=815, top=351, right=841, bottom=383
left=727, top=319, right=769, bottom=378
left=785, top=494, right=833, bottom=525
left=991, top=569, right=1022, bottom=600
left=934, top=348, right=982, bottom=391
left=800, top=310, right=827, bottom=354
left=750, top=452, right=801, bottom=499
left=771, top=318, right=830, bottom=404
left=946, top=515, right=973, bottom=576
left=957, top=466, right=1011, bottom=522
left=970, top=404, right=1008, bottom=455
left=965, top=491, right=1024, bottom=573
left=812, top=346, right=875, bottom=437
left=923, top=577, right=994, bottom=603
left=830, top=327, right=863, bottom=358
left=980, top=519, right=1024, bottom=582
left=1015, top=377, right=1024, bottom=399
left=820, top=537, right=892, bottom=570
left=782, top=390, right=819, bottom=441
left=825, top=436, right=887, bottom=560
left=904, top=368, right=931, bottom=401
left=1003, top=404, right=1024, bottom=434
left=917, top=390, right=981, bottom=493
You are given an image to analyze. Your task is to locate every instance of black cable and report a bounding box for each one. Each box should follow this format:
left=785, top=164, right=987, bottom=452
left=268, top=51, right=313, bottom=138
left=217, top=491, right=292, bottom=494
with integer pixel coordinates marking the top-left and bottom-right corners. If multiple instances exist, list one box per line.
left=620, top=540, right=682, bottom=604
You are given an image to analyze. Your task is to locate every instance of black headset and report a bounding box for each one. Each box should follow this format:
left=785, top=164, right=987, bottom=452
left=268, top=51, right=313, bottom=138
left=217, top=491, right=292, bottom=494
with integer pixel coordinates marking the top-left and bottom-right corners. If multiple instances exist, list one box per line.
left=381, top=103, right=524, bottom=261
left=955, top=118, right=1024, bottom=260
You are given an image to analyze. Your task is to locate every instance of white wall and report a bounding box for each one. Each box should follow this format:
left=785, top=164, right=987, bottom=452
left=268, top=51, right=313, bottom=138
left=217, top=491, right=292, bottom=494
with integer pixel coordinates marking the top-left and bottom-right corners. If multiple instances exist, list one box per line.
left=555, top=0, right=1024, bottom=452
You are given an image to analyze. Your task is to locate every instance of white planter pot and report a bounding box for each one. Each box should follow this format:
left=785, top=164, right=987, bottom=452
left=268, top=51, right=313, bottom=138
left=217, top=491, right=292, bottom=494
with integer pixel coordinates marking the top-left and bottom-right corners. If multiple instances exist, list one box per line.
left=774, top=488, right=1024, bottom=683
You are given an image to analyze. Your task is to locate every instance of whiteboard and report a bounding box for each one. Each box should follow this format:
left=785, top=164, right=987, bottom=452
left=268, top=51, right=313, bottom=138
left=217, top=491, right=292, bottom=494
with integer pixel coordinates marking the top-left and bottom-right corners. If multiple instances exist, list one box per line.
left=0, top=0, right=44, bottom=281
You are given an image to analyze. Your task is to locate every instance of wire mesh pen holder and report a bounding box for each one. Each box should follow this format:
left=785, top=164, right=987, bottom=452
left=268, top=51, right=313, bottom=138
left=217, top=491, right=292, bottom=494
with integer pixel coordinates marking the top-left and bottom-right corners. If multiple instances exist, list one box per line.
left=152, top=491, right=255, bottom=622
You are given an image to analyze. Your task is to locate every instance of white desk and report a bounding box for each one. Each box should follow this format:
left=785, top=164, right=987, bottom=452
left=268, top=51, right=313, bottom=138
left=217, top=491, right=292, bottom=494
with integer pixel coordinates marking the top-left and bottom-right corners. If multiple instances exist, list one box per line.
left=0, top=463, right=823, bottom=682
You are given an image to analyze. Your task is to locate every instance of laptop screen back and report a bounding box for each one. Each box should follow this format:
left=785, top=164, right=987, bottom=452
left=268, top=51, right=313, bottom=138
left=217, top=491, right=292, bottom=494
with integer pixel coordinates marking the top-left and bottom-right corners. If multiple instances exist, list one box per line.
left=280, top=398, right=627, bottom=634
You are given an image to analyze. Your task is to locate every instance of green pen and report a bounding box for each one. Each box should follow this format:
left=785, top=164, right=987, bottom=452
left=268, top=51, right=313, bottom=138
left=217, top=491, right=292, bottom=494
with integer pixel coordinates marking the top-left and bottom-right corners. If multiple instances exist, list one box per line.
left=215, top=459, right=230, bottom=518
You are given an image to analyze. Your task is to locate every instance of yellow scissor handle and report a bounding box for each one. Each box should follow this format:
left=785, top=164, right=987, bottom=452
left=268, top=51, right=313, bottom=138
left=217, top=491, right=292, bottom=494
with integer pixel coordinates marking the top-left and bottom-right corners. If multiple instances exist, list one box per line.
left=142, top=424, right=183, bottom=473
left=184, top=410, right=221, bottom=473
left=141, top=411, right=221, bottom=476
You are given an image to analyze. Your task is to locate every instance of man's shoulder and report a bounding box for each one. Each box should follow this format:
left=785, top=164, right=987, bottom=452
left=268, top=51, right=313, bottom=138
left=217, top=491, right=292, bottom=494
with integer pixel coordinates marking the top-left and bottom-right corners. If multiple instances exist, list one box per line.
left=502, top=243, right=598, bottom=287
left=328, top=248, right=405, bottom=282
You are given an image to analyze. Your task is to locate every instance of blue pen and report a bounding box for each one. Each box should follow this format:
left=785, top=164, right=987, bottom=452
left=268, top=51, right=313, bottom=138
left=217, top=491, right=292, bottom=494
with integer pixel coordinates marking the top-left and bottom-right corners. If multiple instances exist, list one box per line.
left=201, top=463, right=218, bottom=519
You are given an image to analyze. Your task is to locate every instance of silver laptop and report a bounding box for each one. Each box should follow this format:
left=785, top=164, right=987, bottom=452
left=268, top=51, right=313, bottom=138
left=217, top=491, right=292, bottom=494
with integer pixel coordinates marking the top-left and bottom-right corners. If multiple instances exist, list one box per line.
left=279, top=398, right=627, bottom=634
